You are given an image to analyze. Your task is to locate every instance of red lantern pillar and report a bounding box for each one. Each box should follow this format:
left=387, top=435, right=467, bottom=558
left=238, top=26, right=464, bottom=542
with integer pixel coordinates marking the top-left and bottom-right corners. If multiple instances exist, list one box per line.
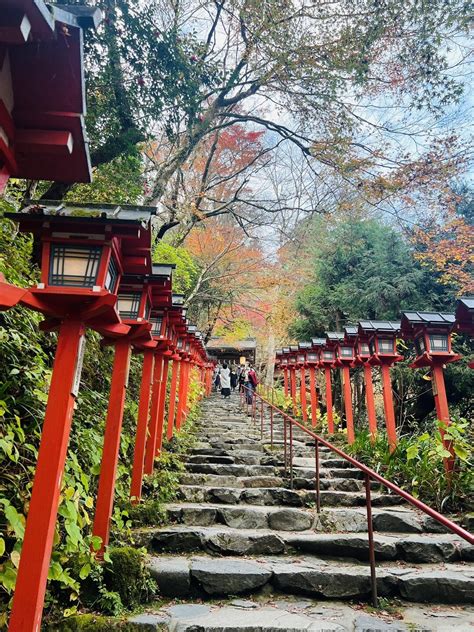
left=299, top=365, right=308, bottom=421
left=342, top=365, right=355, bottom=444
left=283, top=367, right=289, bottom=397
left=176, top=358, right=189, bottom=430
left=9, top=320, right=85, bottom=632
left=130, top=349, right=155, bottom=502
left=155, top=355, right=170, bottom=457
left=290, top=367, right=297, bottom=414
left=380, top=363, right=397, bottom=452
left=144, top=352, right=164, bottom=475
left=324, top=367, right=334, bottom=434
left=92, top=339, right=131, bottom=554
left=363, top=363, right=377, bottom=440
left=167, top=354, right=180, bottom=440
left=308, top=366, right=319, bottom=427
left=432, top=363, right=455, bottom=471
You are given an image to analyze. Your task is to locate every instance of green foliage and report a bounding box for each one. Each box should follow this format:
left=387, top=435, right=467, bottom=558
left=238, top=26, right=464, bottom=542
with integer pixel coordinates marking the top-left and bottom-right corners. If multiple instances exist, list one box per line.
left=346, top=419, right=473, bottom=512
left=64, top=153, right=145, bottom=205
left=291, top=217, right=450, bottom=338
left=153, top=242, right=198, bottom=294
left=103, top=548, right=156, bottom=610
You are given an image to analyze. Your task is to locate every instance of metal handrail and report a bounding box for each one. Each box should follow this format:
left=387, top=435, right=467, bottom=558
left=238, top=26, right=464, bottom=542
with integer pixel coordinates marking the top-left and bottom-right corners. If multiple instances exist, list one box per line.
left=240, top=384, right=473, bottom=607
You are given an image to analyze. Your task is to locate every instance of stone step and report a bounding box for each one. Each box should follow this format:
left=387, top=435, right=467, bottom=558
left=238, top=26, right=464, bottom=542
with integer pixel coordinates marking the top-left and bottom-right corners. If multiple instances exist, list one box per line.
left=188, top=451, right=344, bottom=467
left=128, top=598, right=474, bottom=631
left=183, top=462, right=363, bottom=481
left=178, top=485, right=402, bottom=508
left=178, top=472, right=376, bottom=492
left=136, top=525, right=473, bottom=563
left=165, top=502, right=452, bottom=534
left=146, top=554, right=474, bottom=603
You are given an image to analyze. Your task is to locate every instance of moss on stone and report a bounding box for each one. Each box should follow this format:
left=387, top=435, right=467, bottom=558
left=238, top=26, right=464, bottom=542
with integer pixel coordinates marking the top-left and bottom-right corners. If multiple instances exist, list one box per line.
left=104, top=547, right=156, bottom=609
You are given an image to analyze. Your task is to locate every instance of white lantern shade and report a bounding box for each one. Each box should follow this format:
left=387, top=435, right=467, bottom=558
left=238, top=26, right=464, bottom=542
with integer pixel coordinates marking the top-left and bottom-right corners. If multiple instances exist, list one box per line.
left=49, top=243, right=102, bottom=288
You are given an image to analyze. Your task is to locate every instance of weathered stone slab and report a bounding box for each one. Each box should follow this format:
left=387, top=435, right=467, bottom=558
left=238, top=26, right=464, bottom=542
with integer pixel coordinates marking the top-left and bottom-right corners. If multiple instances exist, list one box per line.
left=398, top=570, right=474, bottom=603
left=268, top=508, right=313, bottom=531
left=219, top=506, right=269, bottom=529
left=190, top=558, right=272, bottom=595
left=148, top=557, right=191, bottom=597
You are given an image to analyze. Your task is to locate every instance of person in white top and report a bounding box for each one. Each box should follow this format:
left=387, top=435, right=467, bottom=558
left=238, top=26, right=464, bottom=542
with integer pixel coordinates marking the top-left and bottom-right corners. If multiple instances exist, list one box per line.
left=220, top=363, right=231, bottom=398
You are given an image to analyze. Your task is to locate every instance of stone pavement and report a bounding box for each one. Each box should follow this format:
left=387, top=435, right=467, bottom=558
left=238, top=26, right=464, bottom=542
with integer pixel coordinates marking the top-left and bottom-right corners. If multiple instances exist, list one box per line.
left=129, top=392, right=474, bottom=631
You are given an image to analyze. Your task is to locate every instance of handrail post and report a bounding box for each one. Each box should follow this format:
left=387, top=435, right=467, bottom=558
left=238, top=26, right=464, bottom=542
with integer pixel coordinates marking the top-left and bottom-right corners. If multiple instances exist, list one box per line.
left=364, top=473, right=378, bottom=608
left=315, top=438, right=321, bottom=513
left=283, top=416, right=287, bottom=473
left=289, top=417, right=294, bottom=489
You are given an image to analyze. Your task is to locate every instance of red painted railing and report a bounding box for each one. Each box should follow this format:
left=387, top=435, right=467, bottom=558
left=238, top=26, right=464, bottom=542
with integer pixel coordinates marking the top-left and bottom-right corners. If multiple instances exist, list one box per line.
left=240, top=385, right=473, bottom=607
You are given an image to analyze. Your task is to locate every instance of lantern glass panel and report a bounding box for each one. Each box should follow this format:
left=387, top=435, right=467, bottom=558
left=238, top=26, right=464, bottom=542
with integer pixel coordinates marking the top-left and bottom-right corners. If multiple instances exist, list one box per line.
left=289, top=357, right=296, bottom=364
left=281, top=358, right=288, bottom=365
left=117, top=292, right=141, bottom=319
left=144, top=299, right=151, bottom=321
left=369, top=340, right=376, bottom=356
left=297, top=354, right=305, bottom=363
left=414, top=335, right=425, bottom=356
left=378, top=338, right=394, bottom=354
left=307, top=353, right=318, bottom=362
left=49, top=243, right=102, bottom=288
left=323, top=350, right=334, bottom=361
left=340, top=346, right=353, bottom=358
left=150, top=315, right=163, bottom=336
left=185, top=340, right=191, bottom=352
left=104, top=255, right=119, bottom=293
left=177, top=338, right=183, bottom=349
left=429, top=334, right=449, bottom=352
left=359, top=342, right=370, bottom=356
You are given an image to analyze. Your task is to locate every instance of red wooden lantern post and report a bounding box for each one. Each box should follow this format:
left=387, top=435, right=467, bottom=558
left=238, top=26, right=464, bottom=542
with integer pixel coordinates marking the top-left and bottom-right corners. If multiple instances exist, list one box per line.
left=166, top=295, right=187, bottom=440
left=274, top=349, right=283, bottom=394
left=360, top=321, right=402, bottom=452
left=401, top=311, right=461, bottom=470
left=308, top=338, right=324, bottom=427
left=142, top=265, right=174, bottom=474
left=5, top=203, right=153, bottom=632
left=350, top=326, right=377, bottom=440
left=319, top=343, right=336, bottom=434
left=332, top=332, right=356, bottom=444
left=297, top=343, right=311, bottom=421
left=280, top=350, right=290, bottom=397
left=288, top=346, right=299, bottom=414
left=154, top=320, right=175, bottom=458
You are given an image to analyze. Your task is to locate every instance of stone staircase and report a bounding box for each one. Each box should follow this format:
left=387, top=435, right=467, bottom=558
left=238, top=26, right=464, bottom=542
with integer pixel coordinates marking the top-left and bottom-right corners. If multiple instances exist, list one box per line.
left=131, top=393, right=474, bottom=631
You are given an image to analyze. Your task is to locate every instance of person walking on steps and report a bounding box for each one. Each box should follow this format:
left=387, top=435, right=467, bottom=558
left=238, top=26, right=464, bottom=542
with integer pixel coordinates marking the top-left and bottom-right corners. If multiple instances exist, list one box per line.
left=245, top=364, right=258, bottom=405
left=220, top=363, right=231, bottom=398
left=230, top=366, right=238, bottom=392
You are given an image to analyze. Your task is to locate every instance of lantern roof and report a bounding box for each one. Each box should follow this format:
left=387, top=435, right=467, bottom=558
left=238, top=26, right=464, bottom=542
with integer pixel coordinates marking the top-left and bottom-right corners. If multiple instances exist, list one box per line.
left=275, top=349, right=283, bottom=356
left=400, top=312, right=455, bottom=336
left=0, top=2, right=102, bottom=187
left=282, top=347, right=291, bottom=354
left=311, top=337, right=326, bottom=347
left=455, top=297, right=474, bottom=334
left=358, top=320, right=400, bottom=334
left=298, top=341, right=312, bottom=349
left=344, top=325, right=358, bottom=337
left=326, top=332, right=344, bottom=346
left=289, top=345, right=299, bottom=352
left=17, top=201, right=156, bottom=224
